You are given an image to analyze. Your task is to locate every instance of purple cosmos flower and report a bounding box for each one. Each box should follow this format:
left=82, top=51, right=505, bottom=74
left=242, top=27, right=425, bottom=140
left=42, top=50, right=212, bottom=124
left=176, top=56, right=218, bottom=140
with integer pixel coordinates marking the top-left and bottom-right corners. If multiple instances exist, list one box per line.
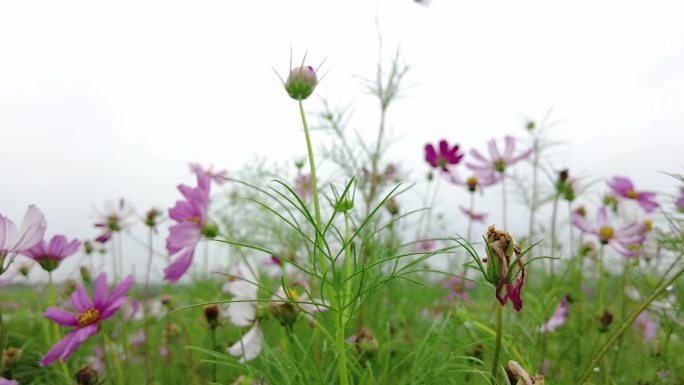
left=0, top=378, right=19, bottom=385
left=572, top=207, right=646, bottom=257
left=92, top=199, right=135, bottom=244
left=415, top=238, right=437, bottom=252
left=189, top=162, right=228, bottom=186
left=444, top=170, right=500, bottom=193
left=466, top=136, right=532, bottom=174
left=459, top=206, right=487, bottom=223
left=22, top=235, right=81, bottom=272
left=634, top=312, right=658, bottom=343
left=442, top=277, right=476, bottom=301
left=40, top=273, right=134, bottom=366
left=1, top=205, right=47, bottom=275
left=540, top=297, right=569, bottom=333
left=294, top=173, right=313, bottom=197
left=424, top=140, right=464, bottom=172
left=164, top=172, right=215, bottom=282
left=676, top=186, right=684, bottom=213
left=607, top=176, right=659, bottom=213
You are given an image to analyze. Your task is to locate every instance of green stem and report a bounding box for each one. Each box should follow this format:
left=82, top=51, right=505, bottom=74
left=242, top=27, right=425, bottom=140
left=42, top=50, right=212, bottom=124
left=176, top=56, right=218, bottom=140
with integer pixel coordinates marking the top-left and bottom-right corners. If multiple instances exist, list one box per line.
left=103, top=333, right=126, bottom=385
left=143, top=228, right=153, bottom=383
left=576, top=253, right=684, bottom=385
left=335, top=312, right=350, bottom=385
left=501, top=175, right=507, bottom=230
left=527, top=136, right=540, bottom=242
left=549, top=194, right=560, bottom=276
left=298, top=99, right=325, bottom=273
left=343, top=212, right=353, bottom=324
left=0, top=296, right=4, bottom=372
left=597, top=245, right=606, bottom=313
left=211, top=327, right=217, bottom=383
left=491, top=303, right=504, bottom=383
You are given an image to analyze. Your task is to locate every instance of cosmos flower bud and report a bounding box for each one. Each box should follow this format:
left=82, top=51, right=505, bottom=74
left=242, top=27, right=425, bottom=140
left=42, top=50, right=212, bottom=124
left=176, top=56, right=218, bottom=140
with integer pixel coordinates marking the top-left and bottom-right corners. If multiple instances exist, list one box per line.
left=3, top=347, right=22, bottom=367
left=80, top=266, right=91, bottom=284
left=201, top=222, right=219, bottom=239
left=160, top=294, right=174, bottom=310
left=334, top=197, right=354, bottom=213
left=83, top=240, right=94, bottom=255
left=525, top=120, right=536, bottom=131
left=203, top=304, right=221, bottom=330
left=145, top=208, right=162, bottom=228
left=348, top=327, right=379, bottom=361
left=285, top=66, right=318, bottom=100
left=599, top=310, right=614, bottom=332
left=18, top=263, right=31, bottom=277
left=75, top=365, right=99, bottom=385
left=385, top=198, right=400, bottom=216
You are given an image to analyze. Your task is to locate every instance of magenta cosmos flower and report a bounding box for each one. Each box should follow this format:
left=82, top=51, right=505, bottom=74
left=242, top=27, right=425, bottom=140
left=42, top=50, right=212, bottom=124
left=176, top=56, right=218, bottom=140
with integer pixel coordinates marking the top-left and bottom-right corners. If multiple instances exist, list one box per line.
left=164, top=172, right=217, bottom=281
left=572, top=206, right=646, bottom=257
left=22, top=235, right=81, bottom=272
left=466, top=136, right=532, bottom=174
left=459, top=206, right=487, bottom=223
left=424, top=140, right=464, bottom=172
left=190, top=162, right=228, bottom=186
left=1, top=205, right=47, bottom=275
left=607, top=176, right=659, bottom=213
left=445, top=170, right=500, bottom=193
left=41, top=272, right=134, bottom=366
left=92, top=199, right=135, bottom=243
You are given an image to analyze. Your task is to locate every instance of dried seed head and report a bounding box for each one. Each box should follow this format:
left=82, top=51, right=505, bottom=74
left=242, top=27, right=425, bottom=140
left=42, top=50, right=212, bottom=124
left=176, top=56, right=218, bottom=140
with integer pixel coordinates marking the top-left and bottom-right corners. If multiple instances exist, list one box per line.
left=75, top=365, right=99, bottom=385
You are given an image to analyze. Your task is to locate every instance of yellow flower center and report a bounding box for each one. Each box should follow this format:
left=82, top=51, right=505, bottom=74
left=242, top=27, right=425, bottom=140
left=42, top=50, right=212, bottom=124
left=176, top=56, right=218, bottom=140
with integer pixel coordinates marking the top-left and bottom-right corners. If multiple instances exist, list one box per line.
left=626, top=190, right=639, bottom=199
left=285, top=288, right=300, bottom=301
left=598, top=226, right=614, bottom=243
left=185, top=216, right=201, bottom=223
left=77, top=308, right=101, bottom=326
left=643, top=219, right=653, bottom=232
left=451, top=282, right=464, bottom=292
left=466, top=177, right=478, bottom=188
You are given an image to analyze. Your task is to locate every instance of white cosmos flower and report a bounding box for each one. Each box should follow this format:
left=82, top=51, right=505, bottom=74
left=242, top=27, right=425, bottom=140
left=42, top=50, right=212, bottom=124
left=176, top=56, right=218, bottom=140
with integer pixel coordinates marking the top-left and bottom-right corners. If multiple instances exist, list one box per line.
left=227, top=322, right=263, bottom=362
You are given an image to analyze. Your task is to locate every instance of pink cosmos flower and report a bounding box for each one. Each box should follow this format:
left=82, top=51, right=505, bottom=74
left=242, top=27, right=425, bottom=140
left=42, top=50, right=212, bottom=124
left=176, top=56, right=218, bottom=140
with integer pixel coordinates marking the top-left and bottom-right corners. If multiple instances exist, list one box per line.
left=572, top=207, right=646, bottom=257
left=92, top=199, right=135, bottom=244
left=466, top=136, right=532, bottom=174
left=22, top=235, right=81, bottom=272
left=1, top=205, right=47, bottom=275
left=442, top=277, right=476, bottom=301
left=164, top=172, right=214, bottom=282
left=459, top=206, right=487, bottom=223
left=444, top=170, right=500, bottom=193
left=540, top=297, right=569, bottom=333
left=634, top=312, right=658, bottom=343
left=415, top=238, right=437, bottom=252
left=0, top=378, right=19, bottom=385
left=607, top=176, right=659, bottom=213
left=190, top=162, right=228, bottom=186
left=41, top=273, right=134, bottom=366
left=424, top=140, right=464, bottom=172
left=294, top=173, right=313, bottom=197
left=676, top=186, right=684, bottom=213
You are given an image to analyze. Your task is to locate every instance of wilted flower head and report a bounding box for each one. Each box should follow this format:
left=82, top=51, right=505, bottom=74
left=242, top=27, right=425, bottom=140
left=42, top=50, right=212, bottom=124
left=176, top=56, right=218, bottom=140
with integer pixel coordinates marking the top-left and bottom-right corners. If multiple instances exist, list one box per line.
left=75, top=365, right=99, bottom=385
left=1, top=205, right=47, bottom=274
left=607, top=176, right=659, bottom=213
left=466, top=136, right=532, bottom=174
left=40, top=273, right=134, bottom=366
left=92, top=199, right=135, bottom=243
left=539, top=297, right=569, bottom=333
left=424, top=140, right=464, bottom=172
left=572, top=206, right=646, bottom=257
left=506, top=360, right=545, bottom=385
left=285, top=65, right=318, bottom=101
left=22, top=235, right=81, bottom=272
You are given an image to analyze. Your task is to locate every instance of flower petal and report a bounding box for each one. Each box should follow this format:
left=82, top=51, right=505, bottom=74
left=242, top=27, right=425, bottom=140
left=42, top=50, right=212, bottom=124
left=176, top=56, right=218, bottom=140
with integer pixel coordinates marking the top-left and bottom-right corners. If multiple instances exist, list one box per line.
left=92, top=273, right=109, bottom=309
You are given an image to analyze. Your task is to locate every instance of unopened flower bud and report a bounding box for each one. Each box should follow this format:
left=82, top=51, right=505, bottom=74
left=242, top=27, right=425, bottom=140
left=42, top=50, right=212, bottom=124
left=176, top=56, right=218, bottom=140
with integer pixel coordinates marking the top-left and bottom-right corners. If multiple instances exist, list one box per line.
left=201, top=222, right=219, bottom=238
left=83, top=240, right=94, bottom=255
left=348, top=327, right=379, bottom=361
left=385, top=198, right=400, bottom=216
left=203, top=304, right=221, bottom=330
left=599, top=310, right=614, bottom=332
left=335, top=197, right=354, bottom=213
left=18, top=263, right=31, bottom=277
left=80, top=266, right=91, bottom=284
left=75, top=365, right=99, bottom=385
left=526, top=120, right=536, bottom=131
left=285, top=66, right=318, bottom=100
left=145, top=208, right=162, bottom=228
left=3, top=347, right=22, bottom=366
left=160, top=294, right=174, bottom=310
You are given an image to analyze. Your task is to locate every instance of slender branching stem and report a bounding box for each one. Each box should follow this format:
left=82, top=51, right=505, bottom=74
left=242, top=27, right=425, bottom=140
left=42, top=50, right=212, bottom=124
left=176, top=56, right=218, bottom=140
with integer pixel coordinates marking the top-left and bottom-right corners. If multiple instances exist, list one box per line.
left=491, top=303, right=504, bottom=383
left=144, top=227, right=154, bottom=383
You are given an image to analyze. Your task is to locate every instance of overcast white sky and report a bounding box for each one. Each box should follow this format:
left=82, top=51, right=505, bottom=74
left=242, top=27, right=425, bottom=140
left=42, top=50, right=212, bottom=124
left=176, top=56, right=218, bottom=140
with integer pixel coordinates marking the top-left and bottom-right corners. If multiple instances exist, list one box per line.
left=1, top=0, right=683, bottom=280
